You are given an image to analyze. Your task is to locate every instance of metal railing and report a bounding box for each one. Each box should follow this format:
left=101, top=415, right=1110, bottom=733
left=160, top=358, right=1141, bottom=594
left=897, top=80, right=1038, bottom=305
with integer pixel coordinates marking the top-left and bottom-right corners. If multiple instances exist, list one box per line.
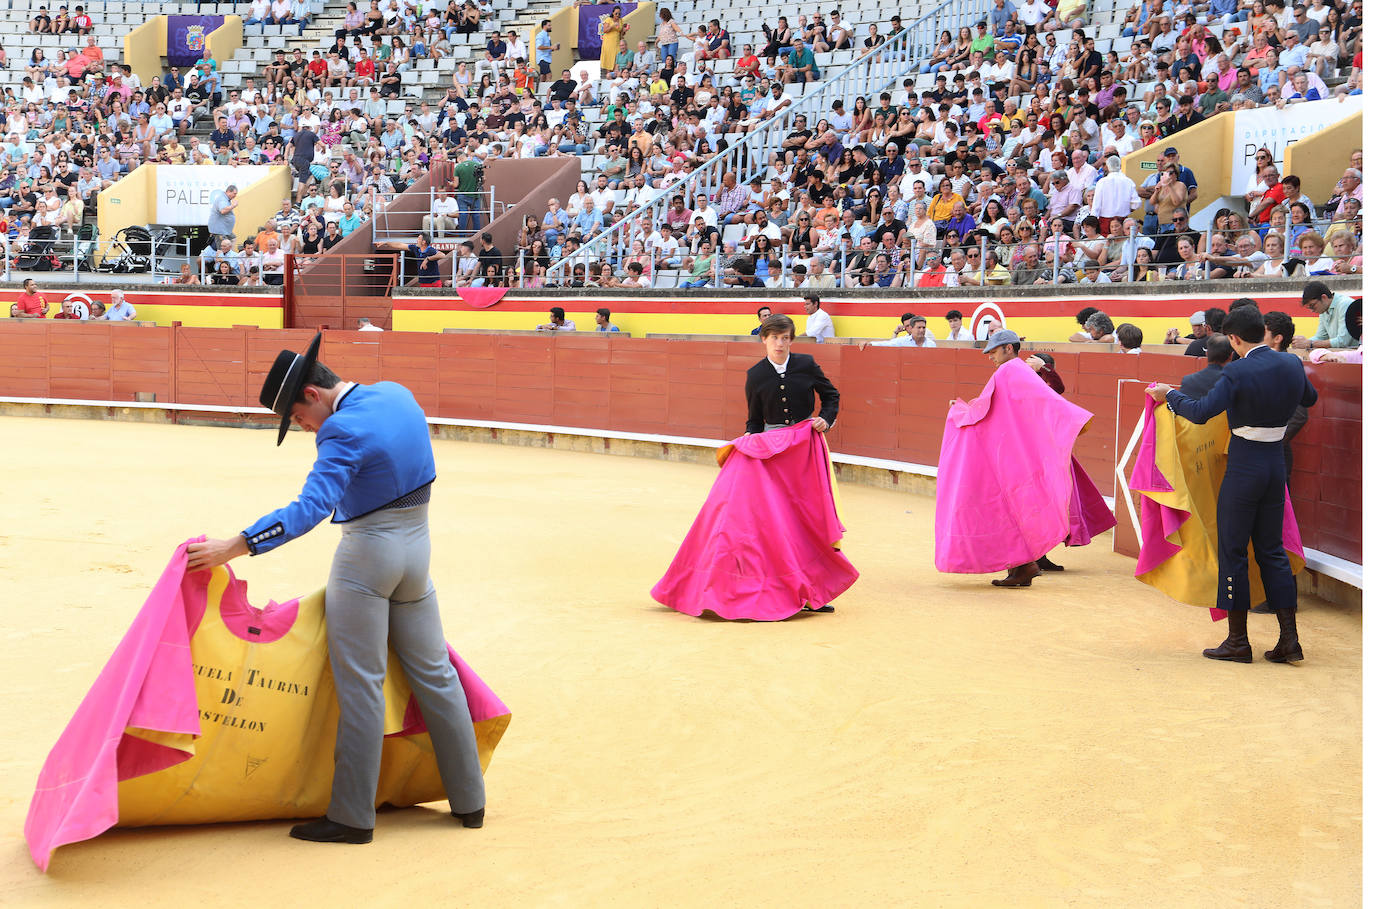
left=371, top=185, right=505, bottom=246
left=545, top=0, right=989, bottom=283
left=611, top=221, right=1338, bottom=290
left=1, top=231, right=200, bottom=284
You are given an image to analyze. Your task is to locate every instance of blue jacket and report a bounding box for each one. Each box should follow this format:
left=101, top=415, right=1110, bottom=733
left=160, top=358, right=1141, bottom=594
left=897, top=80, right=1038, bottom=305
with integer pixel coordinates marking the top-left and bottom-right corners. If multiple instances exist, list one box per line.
left=242, top=382, right=436, bottom=555
left=1166, top=344, right=1317, bottom=431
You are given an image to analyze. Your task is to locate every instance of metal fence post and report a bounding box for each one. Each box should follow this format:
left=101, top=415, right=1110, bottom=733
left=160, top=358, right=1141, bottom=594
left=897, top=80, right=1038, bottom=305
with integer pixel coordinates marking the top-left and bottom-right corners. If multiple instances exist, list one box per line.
left=980, top=234, right=987, bottom=286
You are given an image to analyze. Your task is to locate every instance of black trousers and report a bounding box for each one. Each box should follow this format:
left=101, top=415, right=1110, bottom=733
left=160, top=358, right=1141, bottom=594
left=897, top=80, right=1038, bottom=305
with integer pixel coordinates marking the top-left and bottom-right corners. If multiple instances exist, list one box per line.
left=1216, top=437, right=1296, bottom=613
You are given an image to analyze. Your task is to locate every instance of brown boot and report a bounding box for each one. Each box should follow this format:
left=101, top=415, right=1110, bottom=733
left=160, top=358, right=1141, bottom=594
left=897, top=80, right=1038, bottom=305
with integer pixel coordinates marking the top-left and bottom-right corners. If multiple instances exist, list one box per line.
left=1203, top=606, right=1252, bottom=663
left=1264, top=607, right=1304, bottom=663
left=991, top=562, right=1042, bottom=587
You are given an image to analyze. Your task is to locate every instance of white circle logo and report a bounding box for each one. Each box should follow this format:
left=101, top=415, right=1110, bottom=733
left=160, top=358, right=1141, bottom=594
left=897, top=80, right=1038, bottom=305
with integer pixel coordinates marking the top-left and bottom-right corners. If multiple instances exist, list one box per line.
left=62, top=292, right=94, bottom=319
left=969, top=302, right=1007, bottom=340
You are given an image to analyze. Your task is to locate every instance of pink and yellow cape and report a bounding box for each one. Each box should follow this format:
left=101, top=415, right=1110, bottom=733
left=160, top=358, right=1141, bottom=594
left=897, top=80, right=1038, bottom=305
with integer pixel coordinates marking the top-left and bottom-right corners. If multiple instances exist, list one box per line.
left=25, top=543, right=510, bottom=871
left=1128, top=396, right=1305, bottom=620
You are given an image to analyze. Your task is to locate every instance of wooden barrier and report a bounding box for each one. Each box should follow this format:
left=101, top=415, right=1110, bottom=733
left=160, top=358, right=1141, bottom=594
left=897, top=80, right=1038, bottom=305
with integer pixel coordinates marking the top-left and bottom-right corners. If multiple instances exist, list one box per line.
left=0, top=322, right=1360, bottom=563
left=442, top=328, right=632, bottom=338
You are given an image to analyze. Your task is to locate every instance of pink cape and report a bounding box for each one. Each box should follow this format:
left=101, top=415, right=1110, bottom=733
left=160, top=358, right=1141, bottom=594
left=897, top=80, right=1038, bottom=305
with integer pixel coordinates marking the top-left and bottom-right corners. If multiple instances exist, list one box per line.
left=1066, top=456, right=1118, bottom=546
left=935, top=358, right=1114, bottom=573
left=454, top=287, right=508, bottom=308
left=25, top=542, right=509, bottom=871
left=651, top=423, right=859, bottom=620
left=1128, top=396, right=1305, bottom=621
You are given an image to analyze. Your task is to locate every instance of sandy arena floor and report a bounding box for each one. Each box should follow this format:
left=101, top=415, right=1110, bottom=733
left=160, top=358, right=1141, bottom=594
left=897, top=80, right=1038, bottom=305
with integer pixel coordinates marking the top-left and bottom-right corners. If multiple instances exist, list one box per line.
left=0, top=417, right=1361, bottom=907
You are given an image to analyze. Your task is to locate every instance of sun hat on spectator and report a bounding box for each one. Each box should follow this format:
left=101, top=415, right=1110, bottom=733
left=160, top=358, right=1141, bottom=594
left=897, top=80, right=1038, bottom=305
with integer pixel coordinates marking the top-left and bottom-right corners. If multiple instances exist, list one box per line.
left=1189, top=311, right=1208, bottom=325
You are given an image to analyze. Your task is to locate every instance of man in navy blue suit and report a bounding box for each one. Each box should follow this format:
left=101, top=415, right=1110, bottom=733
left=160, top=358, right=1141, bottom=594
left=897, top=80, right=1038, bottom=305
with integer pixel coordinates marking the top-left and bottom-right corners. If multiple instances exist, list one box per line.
left=1146, top=306, right=1318, bottom=664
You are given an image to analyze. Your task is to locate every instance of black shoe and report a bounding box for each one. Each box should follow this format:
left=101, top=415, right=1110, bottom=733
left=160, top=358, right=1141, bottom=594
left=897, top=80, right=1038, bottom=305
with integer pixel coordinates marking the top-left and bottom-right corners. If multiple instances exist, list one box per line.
left=289, top=817, right=373, bottom=844
left=802, top=603, right=835, bottom=613
left=452, top=807, right=484, bottom=828
left=1035, top=555, right=1065, bottom=572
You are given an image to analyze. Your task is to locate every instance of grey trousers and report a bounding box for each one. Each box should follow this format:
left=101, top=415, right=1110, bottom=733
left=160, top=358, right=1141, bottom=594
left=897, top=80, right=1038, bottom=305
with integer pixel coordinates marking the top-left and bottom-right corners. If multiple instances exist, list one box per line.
left=324, top=503, right=485, bottom=829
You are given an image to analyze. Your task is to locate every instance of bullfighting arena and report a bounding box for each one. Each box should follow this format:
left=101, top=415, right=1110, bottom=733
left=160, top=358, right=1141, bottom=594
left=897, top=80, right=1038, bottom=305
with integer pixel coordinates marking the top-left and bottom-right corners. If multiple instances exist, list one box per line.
left=1, top=416, right=1361, bottom=907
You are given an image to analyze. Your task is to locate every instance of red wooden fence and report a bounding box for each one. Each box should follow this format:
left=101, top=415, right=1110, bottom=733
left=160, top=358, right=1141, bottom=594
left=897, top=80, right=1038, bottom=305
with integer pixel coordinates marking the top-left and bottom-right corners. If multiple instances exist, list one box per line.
left=0, top=323, right=1360, bottom=563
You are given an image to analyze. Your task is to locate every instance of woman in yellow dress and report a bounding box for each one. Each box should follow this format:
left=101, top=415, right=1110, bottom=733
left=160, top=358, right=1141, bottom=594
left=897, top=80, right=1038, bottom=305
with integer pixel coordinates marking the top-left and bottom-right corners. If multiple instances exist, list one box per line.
left=599, top=6, right=625, bottom=72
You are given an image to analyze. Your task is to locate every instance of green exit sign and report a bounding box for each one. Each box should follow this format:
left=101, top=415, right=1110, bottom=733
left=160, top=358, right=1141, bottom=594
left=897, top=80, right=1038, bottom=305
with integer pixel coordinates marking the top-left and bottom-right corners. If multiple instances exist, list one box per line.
left=1140, top=161, right=1158, bottom=170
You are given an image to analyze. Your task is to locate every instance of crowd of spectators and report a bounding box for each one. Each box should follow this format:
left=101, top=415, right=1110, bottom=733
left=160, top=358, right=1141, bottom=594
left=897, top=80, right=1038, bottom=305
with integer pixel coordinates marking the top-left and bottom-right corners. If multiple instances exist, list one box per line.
left=523, top=0, right=1363, bottom=288
left=0, top=0, right=1362, bottom=289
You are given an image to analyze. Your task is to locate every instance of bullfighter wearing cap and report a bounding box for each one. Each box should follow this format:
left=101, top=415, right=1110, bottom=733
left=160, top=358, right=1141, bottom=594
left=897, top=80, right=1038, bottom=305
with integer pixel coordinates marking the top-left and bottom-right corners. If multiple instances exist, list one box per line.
left=186, top=333, right=486, bottom=843
left=934, top=329, right=1114, bottom=587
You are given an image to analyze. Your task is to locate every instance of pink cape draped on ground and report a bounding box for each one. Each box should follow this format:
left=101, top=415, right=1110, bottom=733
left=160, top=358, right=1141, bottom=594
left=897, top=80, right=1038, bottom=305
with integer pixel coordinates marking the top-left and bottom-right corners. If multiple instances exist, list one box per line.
left=651, top=423, right=859, bottom=620
left=1128, top=396, right=1305, bottom=621
left=934, top=358, right=1114, bottom=573
left=25, top=542, right=510, bottom=871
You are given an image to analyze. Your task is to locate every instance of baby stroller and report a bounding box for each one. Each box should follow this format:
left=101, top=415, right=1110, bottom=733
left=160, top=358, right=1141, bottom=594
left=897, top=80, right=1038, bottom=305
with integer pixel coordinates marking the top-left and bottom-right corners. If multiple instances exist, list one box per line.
left=99, top=224, right=181, bottom=274
left=74, top=223, right=99, bottom=272
left=15, top=225, right=63, bottom=271
left=97, top=226, right=152, bottom=273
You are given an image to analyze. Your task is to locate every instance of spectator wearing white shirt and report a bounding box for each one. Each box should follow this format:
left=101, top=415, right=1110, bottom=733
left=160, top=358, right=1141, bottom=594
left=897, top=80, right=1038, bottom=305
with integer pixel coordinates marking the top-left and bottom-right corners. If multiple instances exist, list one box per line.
left=763, top=259, right=787, bottom=288
left=1018, top=0, right=1053, bottom=28
left=1065, top=148, right=1098, bottom=194
left=536, top=306, right=576, bottom=331
left=588, top=174, right=616, bottom=226
left=986, top=50, right=1014, bottom=84
left=1090, top=156, right=1140, bottom=219
left=827, top=10, right=854, bottom=49
left=868, top=313, right=938, bottom=347
left=945, top=309, right=975, bottom=341
left=1100, top=119, right=1139, bottom=157
left=423, top=190, right=460, bottom=236
left=803, top=293, right=834, bottom=341
left=245, top=0, right=271, bottom=24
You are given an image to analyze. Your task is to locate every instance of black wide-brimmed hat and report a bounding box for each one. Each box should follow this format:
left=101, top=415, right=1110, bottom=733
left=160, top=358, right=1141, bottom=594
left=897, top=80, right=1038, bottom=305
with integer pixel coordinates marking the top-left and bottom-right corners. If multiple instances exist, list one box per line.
left=259, top=332, right=321, bottom=445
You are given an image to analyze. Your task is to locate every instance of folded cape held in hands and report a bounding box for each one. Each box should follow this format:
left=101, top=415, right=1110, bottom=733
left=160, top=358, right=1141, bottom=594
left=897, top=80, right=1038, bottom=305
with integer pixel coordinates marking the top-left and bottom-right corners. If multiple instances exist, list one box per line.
left=1128, top=397, right=1305, bottom=621
left=652, top=423, right=859, bottom=621
left=25, top=543, right=510, bottom=871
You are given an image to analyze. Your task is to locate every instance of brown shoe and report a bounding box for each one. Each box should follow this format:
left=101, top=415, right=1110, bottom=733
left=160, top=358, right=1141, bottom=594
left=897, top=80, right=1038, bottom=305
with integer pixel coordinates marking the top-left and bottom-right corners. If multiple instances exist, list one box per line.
left=1264, top=607, right=1304, bottom=663
left=1203, top=606, right=1252, bottom=662
left=991, top=562, right=1041, bottom=587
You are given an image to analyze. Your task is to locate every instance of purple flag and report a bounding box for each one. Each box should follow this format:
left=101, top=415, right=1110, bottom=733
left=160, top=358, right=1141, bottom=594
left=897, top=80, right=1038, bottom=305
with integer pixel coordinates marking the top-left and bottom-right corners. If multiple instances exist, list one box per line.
left=167, top=15, right=223, bottom=67
left=577, top=3, right=636, bottom=60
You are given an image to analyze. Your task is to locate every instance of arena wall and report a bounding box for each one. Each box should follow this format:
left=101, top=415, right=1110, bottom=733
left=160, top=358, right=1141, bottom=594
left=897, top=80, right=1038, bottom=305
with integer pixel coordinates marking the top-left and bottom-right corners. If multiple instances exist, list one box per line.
left=391, top=286, right=1324, bottom=342
left=0, top=322, right=1358, bottom=568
